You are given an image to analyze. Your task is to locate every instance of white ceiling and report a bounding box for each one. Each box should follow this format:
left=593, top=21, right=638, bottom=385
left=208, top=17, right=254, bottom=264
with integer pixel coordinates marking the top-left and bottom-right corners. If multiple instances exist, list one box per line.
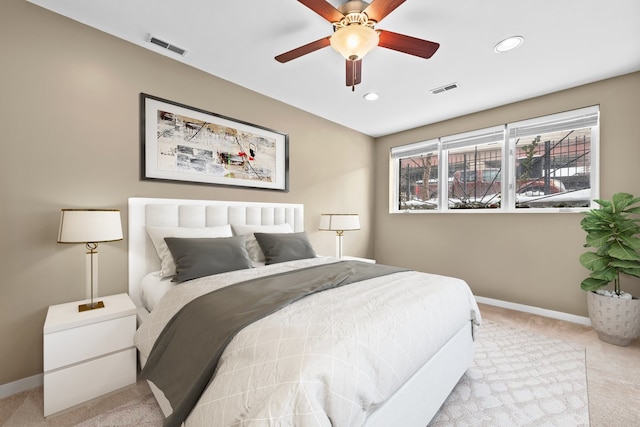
left=28, top=0, right=640, bottom=137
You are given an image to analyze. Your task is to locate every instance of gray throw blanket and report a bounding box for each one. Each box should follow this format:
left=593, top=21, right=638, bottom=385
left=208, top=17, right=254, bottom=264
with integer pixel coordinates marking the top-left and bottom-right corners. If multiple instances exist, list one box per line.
left=140, top=260, right=406, bottom=427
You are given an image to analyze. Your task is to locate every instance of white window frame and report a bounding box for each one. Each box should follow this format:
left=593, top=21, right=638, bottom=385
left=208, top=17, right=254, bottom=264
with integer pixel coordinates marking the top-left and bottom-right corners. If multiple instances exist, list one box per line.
left=391, top=139, right=439, bottom=211
left=390, top=106, right=599, bottom=213
left=440, top=125, right=506, bottom=210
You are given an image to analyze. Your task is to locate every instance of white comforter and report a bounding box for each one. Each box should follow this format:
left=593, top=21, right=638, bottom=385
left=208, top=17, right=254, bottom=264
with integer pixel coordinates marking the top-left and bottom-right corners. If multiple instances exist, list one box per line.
left=135, top=257, right=481, bottom=426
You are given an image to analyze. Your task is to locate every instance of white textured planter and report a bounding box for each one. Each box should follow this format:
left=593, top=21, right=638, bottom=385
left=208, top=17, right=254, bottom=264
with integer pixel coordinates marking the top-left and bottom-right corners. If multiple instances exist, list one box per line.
left=587, top=291, right=640, bottom=346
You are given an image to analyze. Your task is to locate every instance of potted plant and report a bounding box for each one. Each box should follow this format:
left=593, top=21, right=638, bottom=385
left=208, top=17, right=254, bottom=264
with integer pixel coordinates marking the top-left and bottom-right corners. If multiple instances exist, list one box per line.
left=579, top=192, right=640, bottom=346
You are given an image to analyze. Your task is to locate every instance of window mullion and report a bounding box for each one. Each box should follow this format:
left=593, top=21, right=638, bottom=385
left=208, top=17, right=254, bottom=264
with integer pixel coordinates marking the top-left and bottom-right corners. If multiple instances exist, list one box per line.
left=439, top=141, right=447, bottom=211
left=504, top=135, right=515, bottom=211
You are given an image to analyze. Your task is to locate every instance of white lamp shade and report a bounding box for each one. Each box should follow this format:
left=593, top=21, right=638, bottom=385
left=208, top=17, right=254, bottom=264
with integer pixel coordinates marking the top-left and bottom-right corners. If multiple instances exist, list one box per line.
left=319, top=214, right=361, bottom=232
left=58, top=209, right=123, bottom=243
left=330, top=25, right=379, bottom=60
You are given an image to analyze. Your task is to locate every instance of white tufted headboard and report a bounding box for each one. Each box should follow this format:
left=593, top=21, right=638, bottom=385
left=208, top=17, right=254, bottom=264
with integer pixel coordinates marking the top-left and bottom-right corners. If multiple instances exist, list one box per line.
left=128, top=197, right=304, bottom=308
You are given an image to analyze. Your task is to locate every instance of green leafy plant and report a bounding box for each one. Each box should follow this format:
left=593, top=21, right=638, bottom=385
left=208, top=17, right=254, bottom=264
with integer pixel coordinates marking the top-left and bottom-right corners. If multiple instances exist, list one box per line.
left=580, top=192, right=640, bottom=295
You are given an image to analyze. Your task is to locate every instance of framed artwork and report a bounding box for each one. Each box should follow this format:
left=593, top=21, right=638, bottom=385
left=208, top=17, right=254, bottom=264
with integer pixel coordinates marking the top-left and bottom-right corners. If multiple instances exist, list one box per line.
left=140, top=93, right=289, bottom=191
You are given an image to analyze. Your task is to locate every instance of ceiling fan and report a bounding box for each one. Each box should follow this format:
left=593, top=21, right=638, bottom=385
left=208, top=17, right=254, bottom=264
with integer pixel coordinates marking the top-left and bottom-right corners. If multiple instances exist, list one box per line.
left=275, top=0, right=440, bottom=91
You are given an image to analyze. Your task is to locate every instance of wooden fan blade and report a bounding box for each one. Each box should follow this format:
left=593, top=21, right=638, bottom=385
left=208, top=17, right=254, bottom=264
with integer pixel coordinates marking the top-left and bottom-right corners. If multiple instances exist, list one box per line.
left=377, top=30, right=440, bottom=59
left=346, top=59, right=362, bottom=90
left=275, top=37, right=331, bottom=63
left=298, top=0, right=344, bottom=22
left=363, top=0, right=406, bottom=22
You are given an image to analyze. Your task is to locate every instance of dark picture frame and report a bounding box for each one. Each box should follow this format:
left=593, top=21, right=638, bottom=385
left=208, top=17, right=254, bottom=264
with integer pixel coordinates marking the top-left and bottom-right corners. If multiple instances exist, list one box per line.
left=140, top=93, right=289, bottom=191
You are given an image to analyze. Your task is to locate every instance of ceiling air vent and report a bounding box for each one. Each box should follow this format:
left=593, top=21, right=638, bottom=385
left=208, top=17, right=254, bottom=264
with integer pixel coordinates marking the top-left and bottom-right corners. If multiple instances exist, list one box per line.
left=148, top=35, right=187, bottom=56
left=431, top=83, right=458, bottom=95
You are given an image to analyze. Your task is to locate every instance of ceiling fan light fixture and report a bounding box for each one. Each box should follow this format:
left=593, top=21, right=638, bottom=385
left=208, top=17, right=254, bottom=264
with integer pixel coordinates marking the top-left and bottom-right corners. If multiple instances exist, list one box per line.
left=330, top=24, right=379, bottom=60
left=494, top=36, right=524, bottom=53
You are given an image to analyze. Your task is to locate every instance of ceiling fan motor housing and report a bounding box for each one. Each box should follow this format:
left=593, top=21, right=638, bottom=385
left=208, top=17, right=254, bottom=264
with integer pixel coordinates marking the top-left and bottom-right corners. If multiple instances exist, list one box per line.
left=338, top=1, right=371, bottom=16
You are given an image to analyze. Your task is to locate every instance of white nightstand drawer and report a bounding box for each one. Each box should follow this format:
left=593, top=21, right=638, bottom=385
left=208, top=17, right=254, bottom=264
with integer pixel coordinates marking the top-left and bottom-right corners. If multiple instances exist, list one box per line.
left=44, top=314, right=135, bottom=371
left=43, top=294, right=137, bottom=416
left=44, top=348, right=136, bottom=416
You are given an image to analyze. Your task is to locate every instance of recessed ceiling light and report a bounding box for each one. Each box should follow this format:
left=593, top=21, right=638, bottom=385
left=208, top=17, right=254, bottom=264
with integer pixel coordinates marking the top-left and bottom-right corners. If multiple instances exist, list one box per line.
left=363, top=92, right=379, bottom=101
left=494, top=36, right=524, bottom=53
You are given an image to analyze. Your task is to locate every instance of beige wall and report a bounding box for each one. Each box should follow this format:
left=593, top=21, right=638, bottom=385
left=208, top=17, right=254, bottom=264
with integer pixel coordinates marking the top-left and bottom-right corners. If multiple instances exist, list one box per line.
left=375, top=71, right=640, bottom=318
left=0, top=0, right=375, bottom=385
left=3, top=0, right=640, bottom=390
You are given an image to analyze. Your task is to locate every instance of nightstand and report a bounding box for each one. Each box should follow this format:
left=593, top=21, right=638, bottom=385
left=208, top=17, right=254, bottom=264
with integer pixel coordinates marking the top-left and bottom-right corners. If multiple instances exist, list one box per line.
left=43, top=293, right=137, bottom=416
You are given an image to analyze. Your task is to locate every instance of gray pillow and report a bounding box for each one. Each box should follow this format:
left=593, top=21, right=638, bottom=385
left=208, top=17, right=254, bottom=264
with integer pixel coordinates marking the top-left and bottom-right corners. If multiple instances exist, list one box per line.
left=164, top=236, right=252, bottom=283
left=254, top=232, right=316, bottom=265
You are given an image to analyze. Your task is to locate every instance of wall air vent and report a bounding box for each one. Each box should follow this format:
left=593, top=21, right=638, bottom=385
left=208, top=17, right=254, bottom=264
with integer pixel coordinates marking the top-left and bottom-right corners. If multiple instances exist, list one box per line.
left=431, top=83, right=458, bottom=95
left=148, top=35, right=187, bottom=56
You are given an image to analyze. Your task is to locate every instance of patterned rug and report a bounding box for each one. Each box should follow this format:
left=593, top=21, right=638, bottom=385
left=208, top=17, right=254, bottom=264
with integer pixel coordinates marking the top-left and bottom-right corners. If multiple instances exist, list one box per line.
left=70, top=320, right=588, bottom=426
left=429, top=320, right=589, bottom=426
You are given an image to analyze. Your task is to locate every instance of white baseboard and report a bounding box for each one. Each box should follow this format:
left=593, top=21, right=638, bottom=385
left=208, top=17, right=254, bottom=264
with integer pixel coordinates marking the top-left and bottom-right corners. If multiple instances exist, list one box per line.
left=0, top=374, right=43, bottom=400
left=475, top=296, right=591, bottom=326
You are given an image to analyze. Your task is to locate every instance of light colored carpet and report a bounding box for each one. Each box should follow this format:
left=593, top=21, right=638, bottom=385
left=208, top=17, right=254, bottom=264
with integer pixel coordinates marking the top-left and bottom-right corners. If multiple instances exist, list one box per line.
left=73, top=394, right=162, bottom=427
left=1, top=319, right=589, bottom=426
left=429, top=320, right=588, bottom=426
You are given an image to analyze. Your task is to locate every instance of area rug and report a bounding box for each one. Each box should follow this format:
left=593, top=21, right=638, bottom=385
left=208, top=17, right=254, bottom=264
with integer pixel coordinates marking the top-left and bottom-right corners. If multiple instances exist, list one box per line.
left=65, top=320, right=588, bottom=426
left=428, top=320, right=589, bottom=427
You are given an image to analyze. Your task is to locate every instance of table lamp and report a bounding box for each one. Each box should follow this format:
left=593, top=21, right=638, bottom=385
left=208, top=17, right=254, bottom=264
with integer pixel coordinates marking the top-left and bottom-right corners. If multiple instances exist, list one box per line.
left=58, top=209, right=123, bottom=312
left=319, top=213, right=360, bottom=258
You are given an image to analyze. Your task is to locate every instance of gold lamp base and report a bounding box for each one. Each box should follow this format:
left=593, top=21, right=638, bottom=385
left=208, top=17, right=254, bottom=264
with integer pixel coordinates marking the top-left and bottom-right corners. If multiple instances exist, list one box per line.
left=78, top=301, right=105, bottom=312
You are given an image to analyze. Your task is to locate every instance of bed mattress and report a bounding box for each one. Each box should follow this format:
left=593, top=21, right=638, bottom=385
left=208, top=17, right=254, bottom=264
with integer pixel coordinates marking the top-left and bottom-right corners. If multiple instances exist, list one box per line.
left=135, top=257, right=480, bottom=426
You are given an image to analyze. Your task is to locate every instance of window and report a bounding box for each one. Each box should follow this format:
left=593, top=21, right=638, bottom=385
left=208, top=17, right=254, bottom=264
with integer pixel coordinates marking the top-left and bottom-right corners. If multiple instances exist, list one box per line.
left=394, top=140, right=439, bottom=210
left=390, top=106, right=599, bottom=212
left=509, top=107, right=599, bottom=209
left=442, top=126, right=505, bottom=209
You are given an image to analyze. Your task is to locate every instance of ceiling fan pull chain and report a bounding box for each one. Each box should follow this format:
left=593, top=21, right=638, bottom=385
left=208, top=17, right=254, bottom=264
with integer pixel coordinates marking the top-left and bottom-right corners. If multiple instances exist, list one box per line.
left=351, top=57, right=356, bottom=92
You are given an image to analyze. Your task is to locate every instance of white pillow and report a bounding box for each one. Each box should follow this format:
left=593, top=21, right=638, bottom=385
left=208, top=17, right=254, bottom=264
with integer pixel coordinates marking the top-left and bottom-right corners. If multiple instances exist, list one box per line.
left=231, top=223, right=293, bottom=264
left=146, top=225, right=233, bottom=277
left=139, top=271, right=174, bottom=312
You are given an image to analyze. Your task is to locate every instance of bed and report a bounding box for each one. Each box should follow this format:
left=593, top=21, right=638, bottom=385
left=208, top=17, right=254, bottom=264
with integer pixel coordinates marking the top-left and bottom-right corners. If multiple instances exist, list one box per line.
left=128, top=197, right=481, bottom=427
